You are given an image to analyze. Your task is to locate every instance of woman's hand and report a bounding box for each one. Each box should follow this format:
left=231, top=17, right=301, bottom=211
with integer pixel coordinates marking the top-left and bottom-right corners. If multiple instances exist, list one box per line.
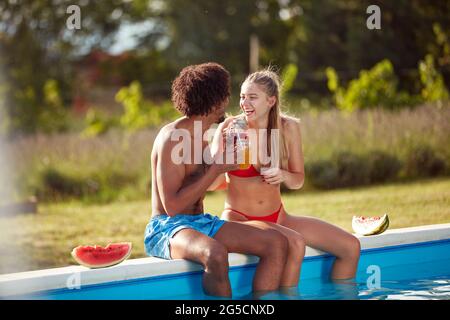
left=261, top=167, right=286, bottom=185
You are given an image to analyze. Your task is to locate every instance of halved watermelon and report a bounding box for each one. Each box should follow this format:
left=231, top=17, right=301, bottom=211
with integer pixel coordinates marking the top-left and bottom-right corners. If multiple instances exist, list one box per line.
left=352, top=214, right=389, bottom=236
left=71, top=242, right=132, bottom=268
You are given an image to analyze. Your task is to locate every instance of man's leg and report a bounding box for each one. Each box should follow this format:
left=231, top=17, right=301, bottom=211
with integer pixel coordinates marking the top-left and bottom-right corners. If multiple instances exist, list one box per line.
left=170, top=228, right=232, bottom=297
left=213, top=221, right=289, bottom=293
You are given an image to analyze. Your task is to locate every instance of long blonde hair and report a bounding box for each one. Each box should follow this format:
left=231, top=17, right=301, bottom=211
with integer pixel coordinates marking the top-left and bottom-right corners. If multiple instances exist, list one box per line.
left=243, top=68, right=296, bottom=169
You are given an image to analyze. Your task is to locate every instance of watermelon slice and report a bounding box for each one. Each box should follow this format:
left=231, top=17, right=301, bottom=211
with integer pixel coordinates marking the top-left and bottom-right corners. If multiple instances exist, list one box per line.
left=352, top=214, right=389, bottom=236
left=71, top=242, right=132, bottom=268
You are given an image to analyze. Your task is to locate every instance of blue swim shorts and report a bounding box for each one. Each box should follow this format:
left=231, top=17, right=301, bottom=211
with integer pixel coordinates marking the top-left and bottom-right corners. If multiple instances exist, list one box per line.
left=144, top=213, right=226, bottom=260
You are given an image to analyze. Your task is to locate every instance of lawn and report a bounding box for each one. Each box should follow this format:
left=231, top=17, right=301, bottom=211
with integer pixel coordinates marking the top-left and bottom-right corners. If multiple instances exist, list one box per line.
left=0, top=177, right=449, bottom=274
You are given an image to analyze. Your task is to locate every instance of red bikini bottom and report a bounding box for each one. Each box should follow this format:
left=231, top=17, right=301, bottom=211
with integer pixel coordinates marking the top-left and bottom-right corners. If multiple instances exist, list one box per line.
left=228, top=204, right=283, bottom=223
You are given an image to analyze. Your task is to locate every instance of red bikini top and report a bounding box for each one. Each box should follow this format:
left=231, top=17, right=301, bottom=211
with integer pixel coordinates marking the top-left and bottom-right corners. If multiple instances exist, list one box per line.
left=228, top=165, right=261, bottom=178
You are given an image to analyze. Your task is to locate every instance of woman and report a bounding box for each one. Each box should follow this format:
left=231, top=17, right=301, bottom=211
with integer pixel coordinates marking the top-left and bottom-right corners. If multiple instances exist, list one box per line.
left=210, top=69, right=361, bottom=288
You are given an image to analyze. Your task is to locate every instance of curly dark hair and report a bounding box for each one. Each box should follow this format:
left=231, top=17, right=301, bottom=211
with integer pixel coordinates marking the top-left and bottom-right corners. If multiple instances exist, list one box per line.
left=171, top=62, right=231, bottom=117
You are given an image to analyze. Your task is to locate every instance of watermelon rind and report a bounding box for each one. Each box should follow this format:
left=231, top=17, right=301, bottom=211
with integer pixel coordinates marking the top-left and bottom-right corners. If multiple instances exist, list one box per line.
left=352, top=214, right=389, bottom=236
left=376, top=216, right=390, bottom=234
left=71, top=242, right=132, bottom=268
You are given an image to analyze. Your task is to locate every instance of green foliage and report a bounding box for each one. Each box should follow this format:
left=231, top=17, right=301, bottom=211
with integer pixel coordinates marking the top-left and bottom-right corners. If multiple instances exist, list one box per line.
left=82, top=109, right=118, bottom=137
left=307, top=150, right=404, bottom=190
left=280, top=63, right=298, bottom=96
left=97, top=50, right=175, bottom=89
left=83, top=81, right=178, bottom=136
left=1, top=76, right=70, bottom=135
left=306, top=143, right=450, bottom=190
left=116, top=81, right=149, bottom=131
left=116, top=81, right=178, bottom=131
left=419, top=54, right=449, bottom=105
left=35, top=166, right=144, bottom=202
left=38, top=80, right=69, bottom=133
left=3, top=1, right=450, bottom=135
left=158, top=0, right=294, bottom=77
left=0, top=0, right=140, bottom=135
left=325, top=67, right=339, bottom=93
left=326, top=60, right=414, bottom=111
left=306, top=152, right=370, bottom=190
left=431, top=23, right=450, bottom=68
left=325, top=67, right=344, bottom=108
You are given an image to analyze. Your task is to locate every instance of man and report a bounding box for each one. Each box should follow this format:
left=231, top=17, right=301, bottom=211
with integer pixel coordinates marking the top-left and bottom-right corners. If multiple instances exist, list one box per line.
left=144, top=63, right=288, bottom=297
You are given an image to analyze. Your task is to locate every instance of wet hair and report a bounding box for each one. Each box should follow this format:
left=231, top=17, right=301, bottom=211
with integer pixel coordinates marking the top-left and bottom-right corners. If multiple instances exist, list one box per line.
left=171, top=62, right=231, bottom=117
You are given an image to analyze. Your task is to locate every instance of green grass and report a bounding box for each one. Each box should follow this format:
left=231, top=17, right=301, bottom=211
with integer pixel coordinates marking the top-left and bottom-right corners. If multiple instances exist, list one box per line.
left=1, top=178, right=449, bottom=274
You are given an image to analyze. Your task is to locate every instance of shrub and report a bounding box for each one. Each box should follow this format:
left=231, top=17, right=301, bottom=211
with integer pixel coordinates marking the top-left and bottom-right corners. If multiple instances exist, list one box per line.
left=306, top=159, right=339, bottom=189
left=116, top=81, right=178, bottom=130
left=35, top=167, right=142, bottom=202
left=83, top=81, right=179, bottom=136
left=419, top=54, right=449, bottom=105
left=82, top=109, right=118, bottom=137
left=326, top=60, right=410, bottom=111
left=334, top=152, right=370, bottom=187
left=367, top=151, right=402, bottom=183
left=281, top=63, right=298, bottom=96
left=37, top=168, right=88, bottom=199
left=326, top=60, right=421, bottom=112
left=307, top=152, right=376, bottom=189
left=404, top=145, right=447, bottom=178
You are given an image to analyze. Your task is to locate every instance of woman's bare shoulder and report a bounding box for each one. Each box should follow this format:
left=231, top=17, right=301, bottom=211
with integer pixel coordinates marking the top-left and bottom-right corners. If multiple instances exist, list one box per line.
left=281, top=115, right=301, bottom=131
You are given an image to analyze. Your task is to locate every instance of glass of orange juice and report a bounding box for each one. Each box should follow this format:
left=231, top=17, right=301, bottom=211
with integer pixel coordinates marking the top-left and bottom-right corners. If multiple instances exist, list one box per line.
left=232, top=118, right=251, bottom=170
left=239, top=142, right=251, bottom=170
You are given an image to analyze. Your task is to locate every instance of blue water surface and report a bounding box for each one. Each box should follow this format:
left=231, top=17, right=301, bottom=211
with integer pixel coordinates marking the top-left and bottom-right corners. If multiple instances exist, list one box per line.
left=18, top=239, right=450, bottom=300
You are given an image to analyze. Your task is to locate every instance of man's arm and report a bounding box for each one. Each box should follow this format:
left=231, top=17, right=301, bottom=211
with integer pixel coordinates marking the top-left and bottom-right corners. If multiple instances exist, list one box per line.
left=157, top=136, right=236, bottom=216
left=207, top=117, right=235, bottom=191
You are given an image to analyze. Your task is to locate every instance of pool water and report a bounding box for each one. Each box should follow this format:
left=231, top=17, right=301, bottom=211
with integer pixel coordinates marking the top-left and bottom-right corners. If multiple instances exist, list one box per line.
left=160, top=243, right=450, bottom=300
left=18, top=239, right=450, bottom=300
left=356, top=276, right=450, bottom=300
left=170, top=265, right=450, bottom=300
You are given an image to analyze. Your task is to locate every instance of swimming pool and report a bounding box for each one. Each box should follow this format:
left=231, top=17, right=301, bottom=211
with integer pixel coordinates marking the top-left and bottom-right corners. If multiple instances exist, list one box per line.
left=1, top=223, right=449, bottom=300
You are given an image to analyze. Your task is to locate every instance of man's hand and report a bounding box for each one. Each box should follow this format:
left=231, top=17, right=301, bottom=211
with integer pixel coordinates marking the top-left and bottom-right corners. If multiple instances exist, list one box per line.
left=210, top=117, right=241, bottom=174
left=211, top=142, right=241, bottom=174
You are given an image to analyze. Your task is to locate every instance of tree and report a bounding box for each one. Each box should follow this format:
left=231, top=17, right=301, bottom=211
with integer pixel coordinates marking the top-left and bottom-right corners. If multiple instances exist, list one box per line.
left=0, top=0, right=141, bottom=135
left=141, top=0, right=294, bottom=83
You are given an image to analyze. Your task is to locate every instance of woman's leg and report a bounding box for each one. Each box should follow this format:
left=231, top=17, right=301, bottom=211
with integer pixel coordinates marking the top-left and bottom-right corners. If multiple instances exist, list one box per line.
left=223, top=210, right=306, bottom=287
left=278, top=211, right=361, bottom=280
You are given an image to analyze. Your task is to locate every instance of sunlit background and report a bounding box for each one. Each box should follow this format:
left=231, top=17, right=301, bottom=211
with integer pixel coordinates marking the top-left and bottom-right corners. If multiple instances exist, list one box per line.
left=0, top=0, right=449, bottom=274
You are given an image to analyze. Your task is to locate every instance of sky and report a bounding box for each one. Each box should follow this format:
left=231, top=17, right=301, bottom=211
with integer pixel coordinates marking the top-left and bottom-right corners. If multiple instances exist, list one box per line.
left=108, top=20, right=157, bottom=54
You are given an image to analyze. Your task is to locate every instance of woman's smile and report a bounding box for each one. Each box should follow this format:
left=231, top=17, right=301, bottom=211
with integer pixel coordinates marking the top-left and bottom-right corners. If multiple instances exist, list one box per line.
left=243, top=108, right=255, bottom=117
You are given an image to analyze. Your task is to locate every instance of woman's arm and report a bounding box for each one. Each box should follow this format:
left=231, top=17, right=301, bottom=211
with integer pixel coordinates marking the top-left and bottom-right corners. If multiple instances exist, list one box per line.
left=262, top=118, right=305, bottom=189
left=282, top=118, right=305, bottom=189
left=207, top=173, right=227, bottom=191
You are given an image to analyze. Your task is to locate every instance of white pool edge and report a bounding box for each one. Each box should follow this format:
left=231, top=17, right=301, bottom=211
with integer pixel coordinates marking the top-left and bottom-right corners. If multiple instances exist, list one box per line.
left=1, top=223, right=449, bottom=297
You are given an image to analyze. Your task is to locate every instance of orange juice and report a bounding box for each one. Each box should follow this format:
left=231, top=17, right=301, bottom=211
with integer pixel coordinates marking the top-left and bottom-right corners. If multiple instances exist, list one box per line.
left=239, top=146, right=251, bottom=170
left=233, top=117, right=250, bottom=169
